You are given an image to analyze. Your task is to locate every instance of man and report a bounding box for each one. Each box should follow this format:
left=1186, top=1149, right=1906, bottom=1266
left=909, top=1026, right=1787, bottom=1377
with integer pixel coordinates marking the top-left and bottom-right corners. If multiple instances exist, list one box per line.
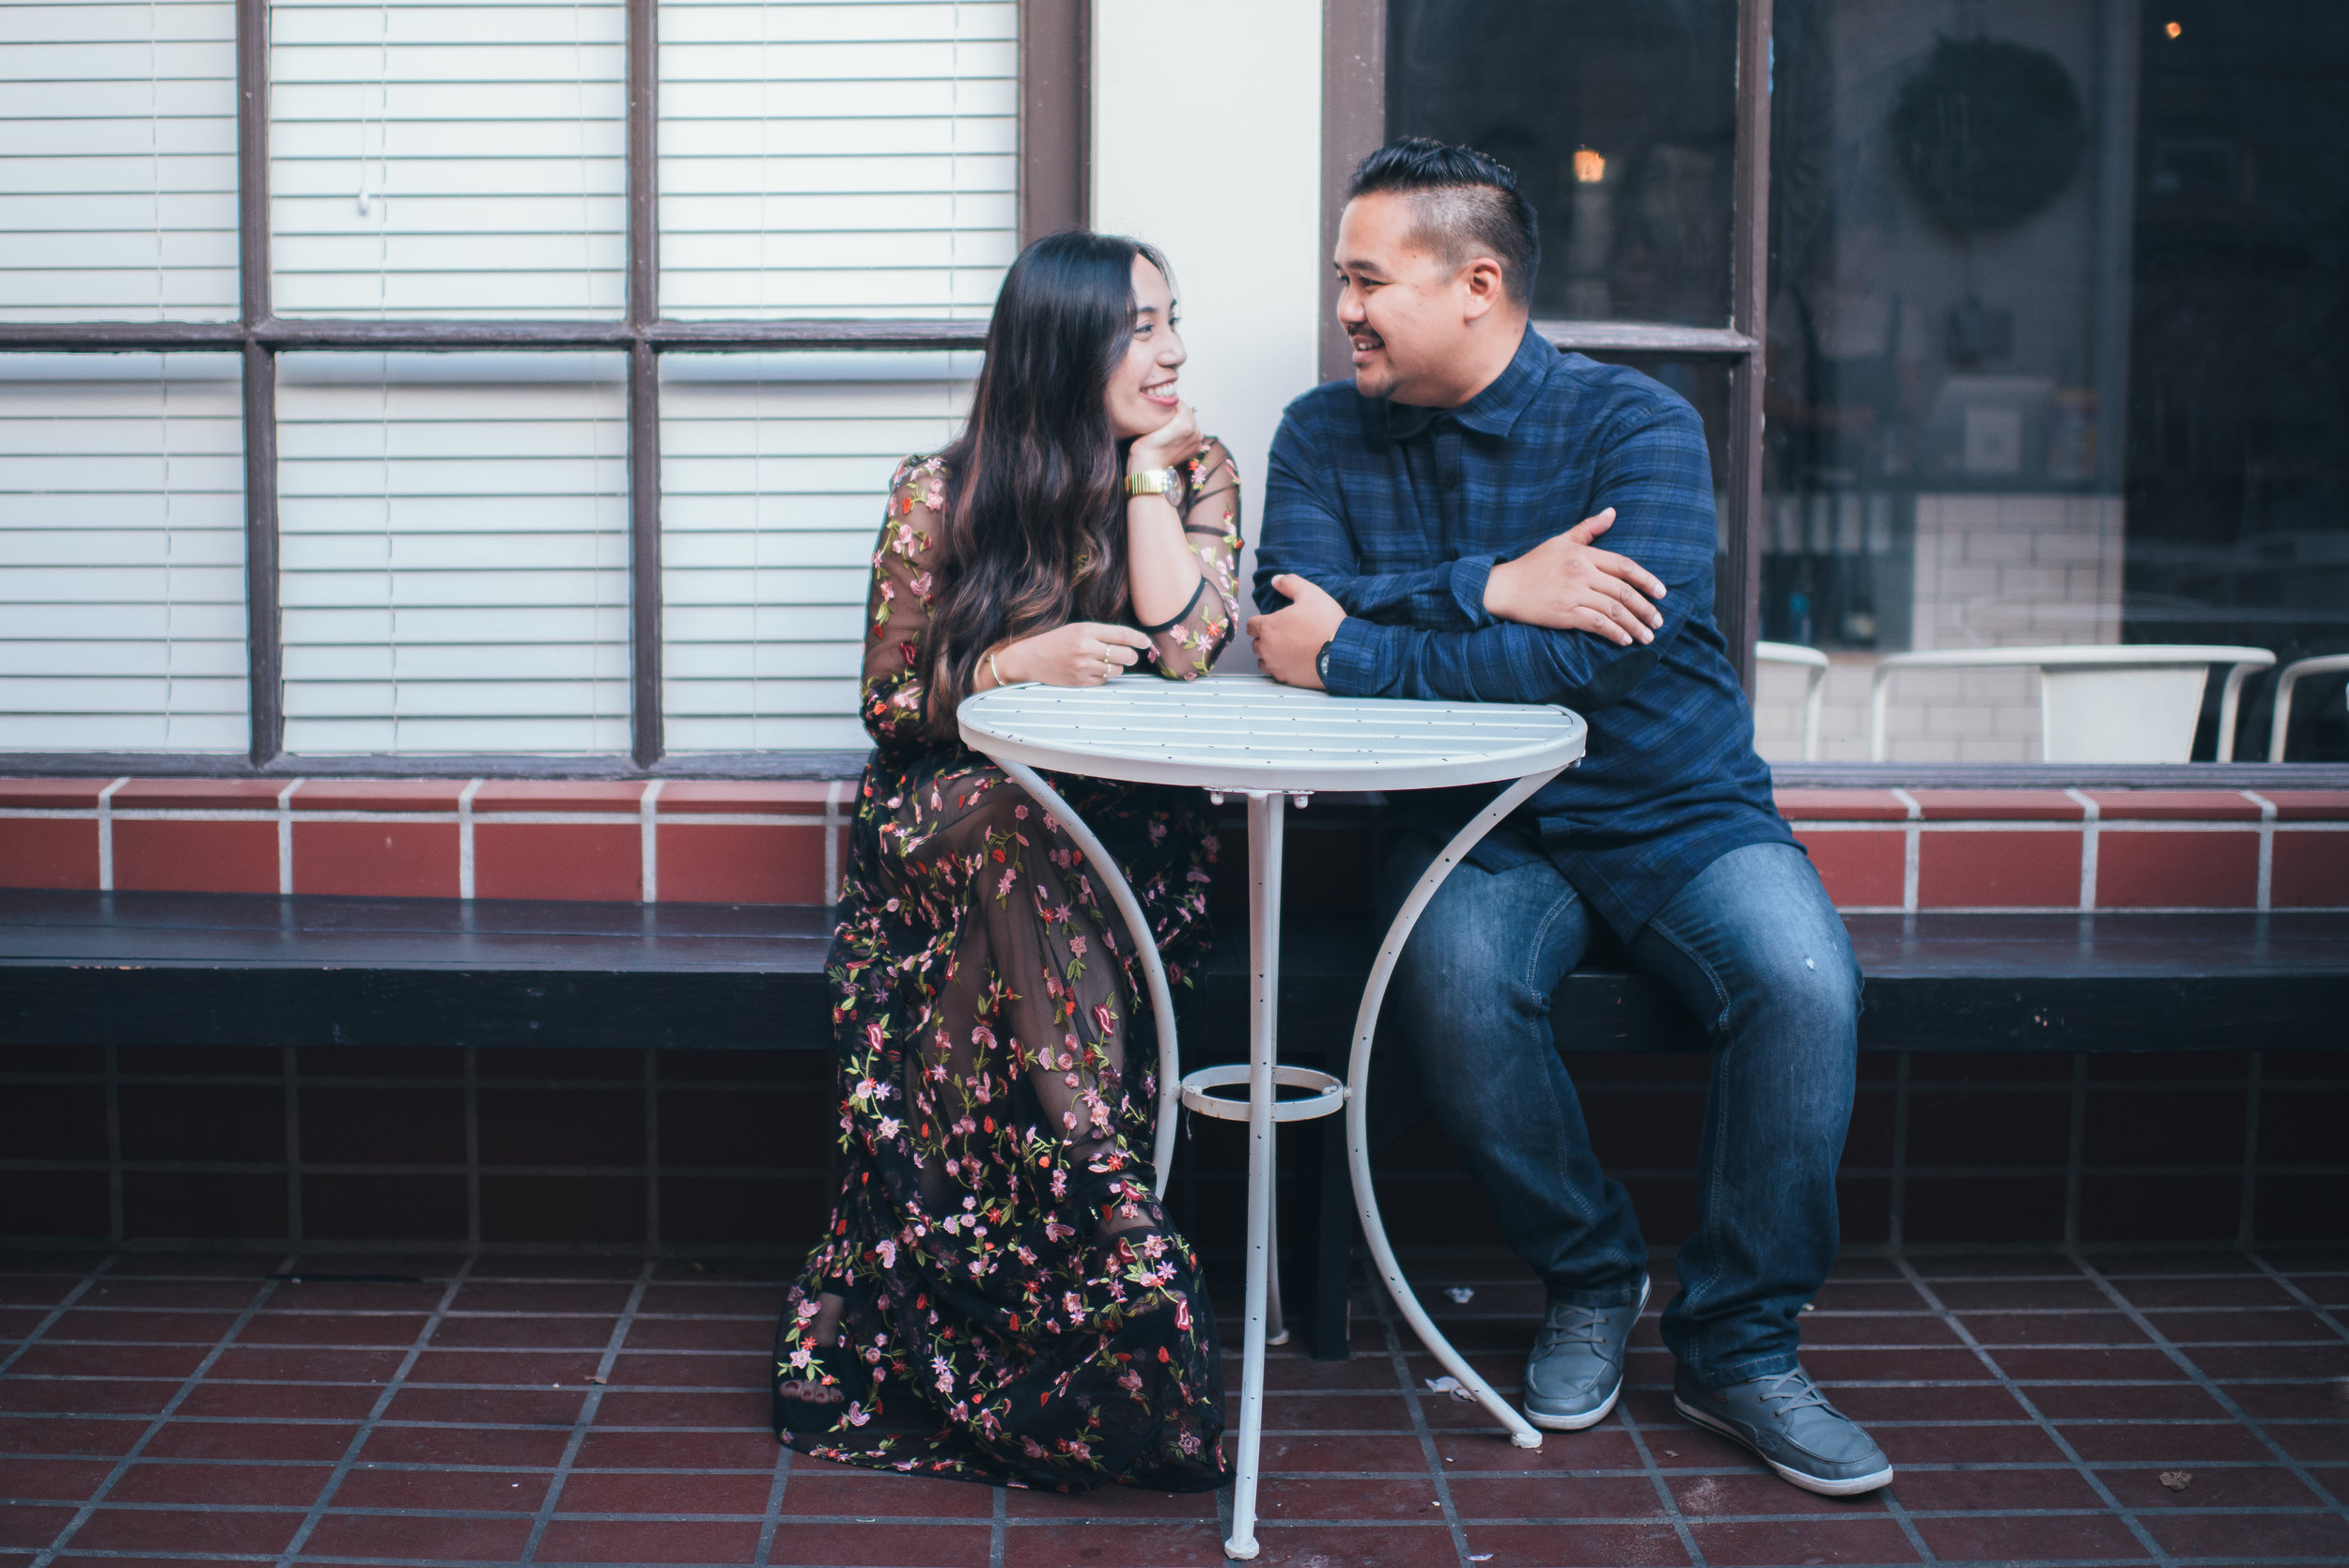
left=1247, top=138, right=1889, bottom=1498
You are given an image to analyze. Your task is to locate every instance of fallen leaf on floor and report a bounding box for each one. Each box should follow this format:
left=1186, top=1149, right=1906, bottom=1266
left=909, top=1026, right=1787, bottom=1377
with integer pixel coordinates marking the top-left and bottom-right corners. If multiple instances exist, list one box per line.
left=1662, top=1450, right=1678, bottom=1458
left=1444, top=1287, right=1475, bottom=1304
left=2160, top=1471, right=2192, bottom=1491
left=587, top=1375, right=607, bottom=1385
left=1470, top=1556, right=1493, bottom=1562
left=1423, top=1374, right=1478, bottom=1403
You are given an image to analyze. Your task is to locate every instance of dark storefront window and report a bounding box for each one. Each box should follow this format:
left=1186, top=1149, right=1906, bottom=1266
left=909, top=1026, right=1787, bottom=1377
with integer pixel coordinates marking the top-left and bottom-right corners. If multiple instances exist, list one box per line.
left=1766, top=0, right=2349, bottom=760
left=1387, top=0, right=1741, bottom=330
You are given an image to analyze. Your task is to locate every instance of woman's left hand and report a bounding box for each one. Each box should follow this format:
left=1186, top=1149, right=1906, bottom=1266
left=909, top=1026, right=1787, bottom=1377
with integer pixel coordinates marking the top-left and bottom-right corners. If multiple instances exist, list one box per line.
left=1128, top=402, right=1204, bottom=476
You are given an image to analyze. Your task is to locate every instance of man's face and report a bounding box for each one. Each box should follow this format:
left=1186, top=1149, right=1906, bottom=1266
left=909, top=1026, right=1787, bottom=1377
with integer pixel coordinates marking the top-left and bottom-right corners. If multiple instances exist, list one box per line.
left=1334, top=191, right=1484, bottom=405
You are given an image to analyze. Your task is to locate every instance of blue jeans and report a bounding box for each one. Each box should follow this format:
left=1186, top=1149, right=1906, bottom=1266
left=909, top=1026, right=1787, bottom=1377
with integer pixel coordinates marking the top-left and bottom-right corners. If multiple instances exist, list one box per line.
left=1372, top=835, right=1860, bottom=1388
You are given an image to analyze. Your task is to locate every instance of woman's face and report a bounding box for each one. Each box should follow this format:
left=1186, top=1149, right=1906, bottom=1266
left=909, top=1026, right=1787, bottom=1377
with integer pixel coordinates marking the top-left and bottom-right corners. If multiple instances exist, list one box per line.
left=1103, top=256, right=1186, bottom=442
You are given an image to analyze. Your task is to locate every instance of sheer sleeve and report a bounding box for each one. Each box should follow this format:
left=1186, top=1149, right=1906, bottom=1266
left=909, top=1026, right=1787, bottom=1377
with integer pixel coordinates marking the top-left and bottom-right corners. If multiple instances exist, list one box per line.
left=1139, top=438, right=1244, bottom=681
left=859, top=454, right=951, bottom=756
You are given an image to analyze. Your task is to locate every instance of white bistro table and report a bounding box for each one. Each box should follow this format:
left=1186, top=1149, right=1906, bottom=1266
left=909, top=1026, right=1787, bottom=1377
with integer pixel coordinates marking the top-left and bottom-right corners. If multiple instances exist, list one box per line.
left=959, top=674, right=1587, bottom=1560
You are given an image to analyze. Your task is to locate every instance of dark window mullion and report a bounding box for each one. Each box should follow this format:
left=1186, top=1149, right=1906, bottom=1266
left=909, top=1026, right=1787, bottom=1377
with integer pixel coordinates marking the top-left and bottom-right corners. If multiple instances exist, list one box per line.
left=238, top=0, right=281, bottom=767
left=1721, top=0, right=1774, bottom=695
left=628, top=0, right=661, bottom=768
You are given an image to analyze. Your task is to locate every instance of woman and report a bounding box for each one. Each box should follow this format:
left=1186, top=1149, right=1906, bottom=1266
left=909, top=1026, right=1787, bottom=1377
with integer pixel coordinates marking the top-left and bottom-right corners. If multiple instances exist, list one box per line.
left=770, top=231, right=1242, bottom=1493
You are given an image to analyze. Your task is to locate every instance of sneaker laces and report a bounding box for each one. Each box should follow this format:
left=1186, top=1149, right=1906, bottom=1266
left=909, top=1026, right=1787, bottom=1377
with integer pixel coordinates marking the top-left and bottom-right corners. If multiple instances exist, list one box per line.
left=1535, top=1301, right=1613, bottom=1353
left=1753, top=1368, right=1832, bottom=1416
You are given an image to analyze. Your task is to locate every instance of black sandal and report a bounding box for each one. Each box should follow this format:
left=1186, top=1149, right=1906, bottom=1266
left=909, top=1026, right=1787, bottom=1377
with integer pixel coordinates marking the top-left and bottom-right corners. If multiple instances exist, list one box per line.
left=773, top=1343, right=861, bottom=1435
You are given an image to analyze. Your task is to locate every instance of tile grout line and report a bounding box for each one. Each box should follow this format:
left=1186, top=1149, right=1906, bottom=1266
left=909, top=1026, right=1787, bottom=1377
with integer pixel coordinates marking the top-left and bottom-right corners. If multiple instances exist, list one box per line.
left=515, top=1256, right=654, bottom=1563
left=2064, top=788, right=2100, bottom=909
left=456, top=778, right=482, bottom=900
left=1371, top=1275, right=1479, bottom=1567
left=1891, top=787, right=1921, bottom=912
left=1870, top=1479, right=1942, bottom=1565
left=1609, top=1362, right=1708, bottom=1568
left=0, top=1255, right=117, bottom=1382
left=988, top=1468, right=1006, bottom=1568
left=1892, top=1255, right=2178, bottom=1568
left=276, top=778, right=301, bottom=894
left=270, top=1255, right=478, bottom=1566
left=2246, top=1250, right=2349, bottom=1344
left=2070, top=1252, right=2348, bottom=1521
left=2242, top=790, right=2276, bottom=910
left=639, top=777, right=663, bottom=902
left=95, top=776, right=127, bottom=890
left=29, top=1254, right=295, bottom=1568
left=751, top=1440, right=792, bottom=1567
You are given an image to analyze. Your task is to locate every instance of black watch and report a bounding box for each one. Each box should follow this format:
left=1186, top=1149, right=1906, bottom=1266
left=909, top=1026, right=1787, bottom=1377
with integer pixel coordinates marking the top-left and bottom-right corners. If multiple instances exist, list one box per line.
left=1315, top=638, right=1335, bottom=688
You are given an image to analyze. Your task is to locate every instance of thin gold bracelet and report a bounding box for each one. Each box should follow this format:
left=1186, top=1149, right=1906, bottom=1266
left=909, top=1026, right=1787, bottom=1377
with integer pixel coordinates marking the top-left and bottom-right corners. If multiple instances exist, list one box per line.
left=987, top=650, right=1008, bottom=689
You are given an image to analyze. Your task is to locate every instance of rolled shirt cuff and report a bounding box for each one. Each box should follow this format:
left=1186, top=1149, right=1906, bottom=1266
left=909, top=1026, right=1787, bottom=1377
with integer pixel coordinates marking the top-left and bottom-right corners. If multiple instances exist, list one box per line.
left=1321, top=615, right=1392, bottom=697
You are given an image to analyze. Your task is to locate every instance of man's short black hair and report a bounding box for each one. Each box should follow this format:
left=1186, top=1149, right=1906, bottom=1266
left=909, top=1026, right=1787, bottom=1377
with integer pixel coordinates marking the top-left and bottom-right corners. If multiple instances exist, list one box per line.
left=1346, top=137, right=1540, bottom=305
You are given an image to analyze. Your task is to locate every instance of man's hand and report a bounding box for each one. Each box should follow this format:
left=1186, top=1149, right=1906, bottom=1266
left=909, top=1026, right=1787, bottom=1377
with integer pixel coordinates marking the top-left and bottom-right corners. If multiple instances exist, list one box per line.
left=1482, top=508, right=1668, bottom=645
left=1246, top=574, right=1346, bottom=689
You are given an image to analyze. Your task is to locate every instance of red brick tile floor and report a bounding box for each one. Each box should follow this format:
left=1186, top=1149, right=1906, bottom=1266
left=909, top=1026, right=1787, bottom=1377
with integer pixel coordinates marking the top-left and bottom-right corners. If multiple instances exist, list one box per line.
left=2, top=1248, right=2344, bottom=1567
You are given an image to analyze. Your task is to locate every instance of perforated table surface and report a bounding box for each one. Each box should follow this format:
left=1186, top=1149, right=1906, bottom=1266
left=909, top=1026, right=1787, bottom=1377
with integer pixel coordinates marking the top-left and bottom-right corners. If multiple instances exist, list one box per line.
left=960, top=674, right=1585, bottom=1559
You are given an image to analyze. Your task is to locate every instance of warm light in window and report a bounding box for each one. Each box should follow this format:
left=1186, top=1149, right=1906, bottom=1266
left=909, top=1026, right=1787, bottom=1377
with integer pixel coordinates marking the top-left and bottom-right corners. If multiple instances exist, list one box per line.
left=2165, top=20, right=2183, bottom=38
left=1573, top=148, right=1607, bottom=183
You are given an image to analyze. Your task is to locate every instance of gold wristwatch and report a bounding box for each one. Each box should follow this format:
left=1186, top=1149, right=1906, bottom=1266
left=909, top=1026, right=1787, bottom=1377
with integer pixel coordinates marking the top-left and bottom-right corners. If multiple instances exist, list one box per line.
left=1125, top=466, right=1181, bottom=497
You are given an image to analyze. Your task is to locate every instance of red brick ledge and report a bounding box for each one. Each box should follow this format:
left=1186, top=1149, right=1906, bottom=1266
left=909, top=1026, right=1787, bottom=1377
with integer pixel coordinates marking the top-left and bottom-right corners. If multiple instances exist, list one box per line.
left=1, top=780, right=2342, bottom=913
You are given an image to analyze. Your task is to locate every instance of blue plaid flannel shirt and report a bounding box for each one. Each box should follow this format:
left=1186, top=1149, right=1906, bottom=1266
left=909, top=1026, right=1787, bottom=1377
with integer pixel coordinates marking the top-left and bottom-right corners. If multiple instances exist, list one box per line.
left=1256, top=324, right=1792, bottom=939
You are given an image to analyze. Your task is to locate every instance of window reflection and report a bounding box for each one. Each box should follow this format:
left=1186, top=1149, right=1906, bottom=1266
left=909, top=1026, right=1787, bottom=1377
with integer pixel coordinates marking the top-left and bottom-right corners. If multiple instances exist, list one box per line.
left=1762, top=1, right=2349, bottom=762
left=1387, top=0, right=1738, bottom=328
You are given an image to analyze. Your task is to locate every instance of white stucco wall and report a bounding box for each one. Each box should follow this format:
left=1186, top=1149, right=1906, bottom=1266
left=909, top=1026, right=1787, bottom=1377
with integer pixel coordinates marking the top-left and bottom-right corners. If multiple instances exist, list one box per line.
left=1091, top=0, right=1325, bottom=644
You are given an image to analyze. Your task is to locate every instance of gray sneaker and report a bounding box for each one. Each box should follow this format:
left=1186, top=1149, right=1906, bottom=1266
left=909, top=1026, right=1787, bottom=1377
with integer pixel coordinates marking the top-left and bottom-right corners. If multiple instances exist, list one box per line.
left=1672, top=1365, right=1893, bottom=1496
left=1521, top=1276, right=1649, bottom=1431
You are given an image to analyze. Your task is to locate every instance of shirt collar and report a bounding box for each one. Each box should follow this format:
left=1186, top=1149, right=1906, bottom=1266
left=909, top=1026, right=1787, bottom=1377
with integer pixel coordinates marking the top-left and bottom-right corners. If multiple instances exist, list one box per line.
left=1364, top=322, right=1555, bottom=445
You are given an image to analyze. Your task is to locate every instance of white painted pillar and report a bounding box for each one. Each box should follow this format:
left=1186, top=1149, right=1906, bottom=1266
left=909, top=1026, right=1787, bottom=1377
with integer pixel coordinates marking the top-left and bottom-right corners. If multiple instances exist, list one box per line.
left=1091, top=0, right=1325, bottom=645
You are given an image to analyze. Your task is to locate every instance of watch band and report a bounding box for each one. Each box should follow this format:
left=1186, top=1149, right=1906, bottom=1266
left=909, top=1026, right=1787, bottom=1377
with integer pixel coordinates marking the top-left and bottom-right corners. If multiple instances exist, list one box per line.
left=1125, top=466, right=1181, bottom=498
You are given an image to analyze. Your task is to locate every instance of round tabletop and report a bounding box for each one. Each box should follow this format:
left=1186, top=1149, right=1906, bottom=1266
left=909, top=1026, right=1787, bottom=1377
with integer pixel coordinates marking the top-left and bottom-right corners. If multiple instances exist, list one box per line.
left=957, top=674, right=1586, bottom=794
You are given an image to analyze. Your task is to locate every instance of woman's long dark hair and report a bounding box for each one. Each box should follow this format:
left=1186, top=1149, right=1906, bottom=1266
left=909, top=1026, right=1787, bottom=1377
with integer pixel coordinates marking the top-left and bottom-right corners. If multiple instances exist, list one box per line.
left=917, top=231, right=1173, bottom=742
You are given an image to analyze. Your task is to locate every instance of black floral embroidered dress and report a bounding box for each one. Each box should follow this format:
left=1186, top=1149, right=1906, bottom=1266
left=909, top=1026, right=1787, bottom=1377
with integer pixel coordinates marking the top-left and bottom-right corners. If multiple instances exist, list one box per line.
left=772, top=444, right=1244, bottom=1490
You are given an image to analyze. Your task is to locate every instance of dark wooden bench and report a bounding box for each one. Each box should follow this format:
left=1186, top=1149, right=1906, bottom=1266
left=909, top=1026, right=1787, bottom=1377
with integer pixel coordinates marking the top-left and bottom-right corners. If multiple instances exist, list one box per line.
left=6, top=887, right=2346, bottom=1358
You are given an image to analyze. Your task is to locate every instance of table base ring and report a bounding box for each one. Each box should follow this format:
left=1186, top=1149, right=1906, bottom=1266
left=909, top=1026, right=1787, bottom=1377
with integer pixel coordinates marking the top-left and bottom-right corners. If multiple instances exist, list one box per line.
left=1177, top=1063, right=1346, bottom=1123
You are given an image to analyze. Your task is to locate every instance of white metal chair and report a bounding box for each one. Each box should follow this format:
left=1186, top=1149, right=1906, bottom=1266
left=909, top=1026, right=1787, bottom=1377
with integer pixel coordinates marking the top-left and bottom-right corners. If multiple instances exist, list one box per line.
left=2267, top=653, right=2349, bottom=762
left=1868, top=644, right=2277, bottom=763
left=1756, top=641, right=1829, bottom=761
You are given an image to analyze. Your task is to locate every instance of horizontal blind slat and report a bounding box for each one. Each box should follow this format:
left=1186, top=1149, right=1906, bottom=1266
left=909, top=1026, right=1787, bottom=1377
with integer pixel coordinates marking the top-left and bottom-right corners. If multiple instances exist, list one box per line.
left=278, top=353, right=632, bottom=754
left=0, top=3, right=238, bottom=322
left=0, top=359, right=250, bottom=752
left=659, top=360, right=971, bottom=753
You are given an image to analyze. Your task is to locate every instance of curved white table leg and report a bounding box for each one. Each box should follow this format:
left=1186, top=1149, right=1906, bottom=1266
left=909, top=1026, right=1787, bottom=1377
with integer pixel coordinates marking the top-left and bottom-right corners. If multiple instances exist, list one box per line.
left=1346, top=768, right=1569, bottom=1452
left=990, top=759, right=1184, bottom=1200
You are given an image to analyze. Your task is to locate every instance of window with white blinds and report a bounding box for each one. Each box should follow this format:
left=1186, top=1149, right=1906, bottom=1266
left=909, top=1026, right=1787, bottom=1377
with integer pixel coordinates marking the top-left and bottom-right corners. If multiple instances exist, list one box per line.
left=270, top=0, right=627, bottom=318
left=277, top=352, right=630, bottom=753
left=658, top=1, right=1017, bottom=318
left=3, top=0, right=1027, bottom=764
left=0, top=1, right=240, bottom=321
left=0, top=354, right=248, bottom=752
left=660, top=351, right=972, bottom=751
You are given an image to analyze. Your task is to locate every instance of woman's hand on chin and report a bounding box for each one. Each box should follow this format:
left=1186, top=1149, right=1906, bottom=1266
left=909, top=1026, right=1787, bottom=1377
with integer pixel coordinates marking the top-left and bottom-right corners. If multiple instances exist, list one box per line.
left=995, top=623, right=1155, bottom=687
left=1127, top=402, right=1204, bottom=475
